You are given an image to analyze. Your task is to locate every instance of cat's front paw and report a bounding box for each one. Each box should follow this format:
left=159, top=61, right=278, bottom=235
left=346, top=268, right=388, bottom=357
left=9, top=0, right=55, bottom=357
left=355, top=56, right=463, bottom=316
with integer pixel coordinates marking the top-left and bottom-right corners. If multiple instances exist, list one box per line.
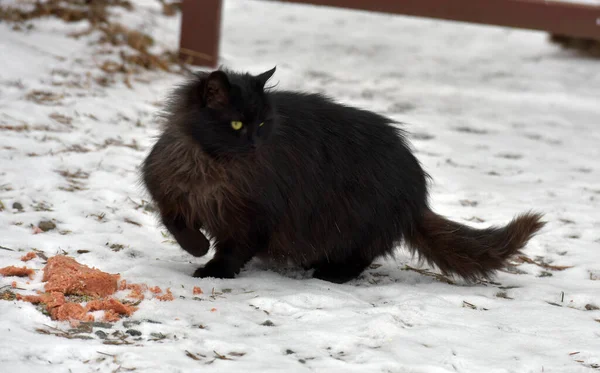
left=192, top=260, right=236, bottom=279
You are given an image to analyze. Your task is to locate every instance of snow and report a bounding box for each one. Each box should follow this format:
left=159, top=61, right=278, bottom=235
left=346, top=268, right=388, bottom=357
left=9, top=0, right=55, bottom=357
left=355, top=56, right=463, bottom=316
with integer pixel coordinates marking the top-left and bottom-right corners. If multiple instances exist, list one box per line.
left=1, top=0, right=599, bottom=372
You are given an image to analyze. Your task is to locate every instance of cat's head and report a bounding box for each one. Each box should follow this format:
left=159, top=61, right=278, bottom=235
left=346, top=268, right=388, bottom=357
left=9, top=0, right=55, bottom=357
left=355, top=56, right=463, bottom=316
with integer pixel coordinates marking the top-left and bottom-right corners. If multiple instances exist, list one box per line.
left=168, top=67, right=277, bottom=157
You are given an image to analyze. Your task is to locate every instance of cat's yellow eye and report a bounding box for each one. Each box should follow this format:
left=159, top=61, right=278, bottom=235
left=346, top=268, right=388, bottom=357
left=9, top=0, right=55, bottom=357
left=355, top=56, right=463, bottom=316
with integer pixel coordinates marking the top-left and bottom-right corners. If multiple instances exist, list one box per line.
left=231, top=121, right=243, bottom=130
left=259, top=122, right=265, bottom=127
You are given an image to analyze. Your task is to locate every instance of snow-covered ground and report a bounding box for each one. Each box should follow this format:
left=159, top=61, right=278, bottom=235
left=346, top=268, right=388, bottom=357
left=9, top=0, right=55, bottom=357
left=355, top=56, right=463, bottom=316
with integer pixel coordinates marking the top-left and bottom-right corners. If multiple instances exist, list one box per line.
left=1, top=1, right=599, bottom=372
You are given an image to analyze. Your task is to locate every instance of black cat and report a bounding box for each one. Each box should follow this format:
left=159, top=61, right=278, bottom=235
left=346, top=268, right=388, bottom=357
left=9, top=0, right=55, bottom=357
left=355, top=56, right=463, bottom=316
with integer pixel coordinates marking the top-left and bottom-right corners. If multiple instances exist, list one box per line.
left=141, top=67, right=544, bottom=284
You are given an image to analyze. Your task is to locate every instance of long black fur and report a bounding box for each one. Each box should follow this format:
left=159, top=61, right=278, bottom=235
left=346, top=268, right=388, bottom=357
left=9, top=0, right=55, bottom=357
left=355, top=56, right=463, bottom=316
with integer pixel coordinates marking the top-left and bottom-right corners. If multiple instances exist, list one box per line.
left=141, top=67, right=545, bottom=284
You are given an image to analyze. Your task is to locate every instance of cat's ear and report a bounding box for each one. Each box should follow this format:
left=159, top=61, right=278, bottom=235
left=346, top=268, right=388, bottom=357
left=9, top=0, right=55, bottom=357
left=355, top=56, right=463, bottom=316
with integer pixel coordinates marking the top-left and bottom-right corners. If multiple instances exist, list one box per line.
left=203, top=70, right=231, bottom=109
left=255, top=66, right=276, bottom=88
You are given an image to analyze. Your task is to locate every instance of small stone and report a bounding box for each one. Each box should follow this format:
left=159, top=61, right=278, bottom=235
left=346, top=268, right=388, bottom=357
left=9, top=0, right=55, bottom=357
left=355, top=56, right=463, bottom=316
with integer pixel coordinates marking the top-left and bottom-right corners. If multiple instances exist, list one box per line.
left=285, top=349, right=295, bottom=355
left=504, top=265, right=528, bottom=275
left=126, top=329, right=142, bottom=336
left=88, top=322, right=113, bottom=329
left=261, top=320, right=275, bottom=327
left=143, top=203, right=157, bottom=212
left=38, top=220, right=56, bottom=232
left=123, top=320, right=141, bottom=328
left=585, top=304, right=599, bottom=311
left=12, top=202, right=23, bottom=211
left=95, top=330, right=107, bottom=339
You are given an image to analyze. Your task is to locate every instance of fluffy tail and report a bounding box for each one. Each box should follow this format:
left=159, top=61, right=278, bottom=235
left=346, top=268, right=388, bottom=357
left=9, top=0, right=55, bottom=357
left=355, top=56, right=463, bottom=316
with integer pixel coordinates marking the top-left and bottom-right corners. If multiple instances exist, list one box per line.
left=405, top=209, right=545, bottom=281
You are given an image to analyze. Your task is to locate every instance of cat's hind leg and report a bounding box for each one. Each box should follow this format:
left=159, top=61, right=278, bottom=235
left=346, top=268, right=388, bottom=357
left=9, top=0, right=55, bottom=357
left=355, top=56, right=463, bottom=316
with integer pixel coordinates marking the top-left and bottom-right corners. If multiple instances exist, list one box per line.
left=312, top=252, right=373, bottom=284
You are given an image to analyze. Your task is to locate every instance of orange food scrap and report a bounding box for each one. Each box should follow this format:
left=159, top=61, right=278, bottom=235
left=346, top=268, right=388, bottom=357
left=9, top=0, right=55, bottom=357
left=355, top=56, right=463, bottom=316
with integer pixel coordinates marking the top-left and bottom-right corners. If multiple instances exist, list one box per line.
left=43, top=292, right=66, bottom=309
left=156, top=288, right=173, bottom=301
left=193, top=286, right=203, bottom=295
left=126, top=283, right=148, bottom=300
left=11, top=281, right=17, bottom=288
left=0, top=266, right=34, bottom=278
left=127, top=288, right=144, bottom=300
left=210, top=308, right=217, bottom=312
left=119, top=280, right=149, bottom=300
left=43, top=255, right=119, bottom=297
left=149, top=286, right=162, bottom=294
left=17, top=292, right=94, bottom=323
left=17, top=291, right=64, bottom=308
left=103, top=309, right=121, bottom=322
left=20, top=252, right=37, bottom=262
left=50, top=302, right=93, bottom=322
left=8, top=255, right=186, bottom=324
left=16, top=294, right=43, bottom=304
left=86, top=298, right=137, bottom=319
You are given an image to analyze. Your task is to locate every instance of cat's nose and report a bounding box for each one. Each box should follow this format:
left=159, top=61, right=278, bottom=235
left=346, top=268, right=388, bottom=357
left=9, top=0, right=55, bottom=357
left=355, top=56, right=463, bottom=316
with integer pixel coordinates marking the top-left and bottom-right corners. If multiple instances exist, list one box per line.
left=249, top=136, right=262, bottom=149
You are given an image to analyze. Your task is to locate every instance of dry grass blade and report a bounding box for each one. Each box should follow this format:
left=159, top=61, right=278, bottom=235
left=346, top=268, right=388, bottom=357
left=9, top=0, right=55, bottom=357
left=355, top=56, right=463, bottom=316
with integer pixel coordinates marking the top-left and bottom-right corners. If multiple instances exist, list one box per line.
left=1, top=290, right=17, bottom=301
left=514, top=255, right=573, bottom=271
left=546, top=301, right=563, bottom=307
left=56, top=169, right=90, bottom=179
left=462, top=301, right=489, bottom=311
left=157, top=0, right=181, bottom=16
left=49, top=112, right=73, bottom=125
left=185, top=351, right=203, bottom=361
left=99, top=138, right=140, bottom=151
left=90, top=213, right=107, bottom=222
left=103, top=340, right=132, bottom=345
left=0, top=0, right=133, bottom=23
left=35, top=327, right=94, bottom=340
left=25, top=90, right=64, bottom=104
left=124, top=218, right=142, bottom=227
left=32, top=249, right=49, bottom=261
left=495, top=291, right=514, bottom=300
left=403, top=265, right=455, bottom=285
left=462, top=301, right=477, bottom=310
left=213, top=351, right=232, bottom=360
left=1, top=0, right=187, bottom=87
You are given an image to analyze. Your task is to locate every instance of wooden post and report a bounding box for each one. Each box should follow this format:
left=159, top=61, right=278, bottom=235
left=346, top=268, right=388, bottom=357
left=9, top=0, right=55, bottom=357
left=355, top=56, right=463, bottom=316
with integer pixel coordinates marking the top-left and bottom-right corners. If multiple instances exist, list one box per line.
left=179, top=0, right=222, bottom=68
left=276, top=0, right=600, bottom=41
left=178, top=0, right=600, bottom=67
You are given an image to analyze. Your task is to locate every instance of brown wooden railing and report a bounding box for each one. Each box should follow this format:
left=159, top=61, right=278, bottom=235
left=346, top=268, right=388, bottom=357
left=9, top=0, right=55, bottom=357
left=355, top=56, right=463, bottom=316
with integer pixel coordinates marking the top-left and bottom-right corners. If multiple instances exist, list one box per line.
left=179, top=0, right=600, bottom=67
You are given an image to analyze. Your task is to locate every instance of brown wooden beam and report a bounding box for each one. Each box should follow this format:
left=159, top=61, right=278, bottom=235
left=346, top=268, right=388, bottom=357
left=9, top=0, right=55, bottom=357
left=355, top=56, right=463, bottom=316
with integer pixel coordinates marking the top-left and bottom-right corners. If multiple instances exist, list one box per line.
left=179, top=0, right=600, bottom=67
left=276, top=0, right=600, bottom=40
left=179, top=0, right=222, bottom=68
